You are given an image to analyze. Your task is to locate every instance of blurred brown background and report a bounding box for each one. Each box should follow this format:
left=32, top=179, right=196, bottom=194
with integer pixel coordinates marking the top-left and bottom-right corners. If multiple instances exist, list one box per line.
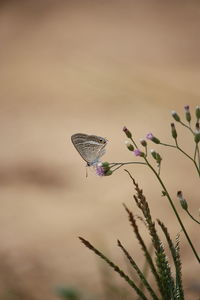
left=0, top=0, right=200, bottom=299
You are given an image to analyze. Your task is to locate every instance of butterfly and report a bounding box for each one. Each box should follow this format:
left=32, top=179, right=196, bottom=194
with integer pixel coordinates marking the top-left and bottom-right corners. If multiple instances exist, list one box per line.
left=71, top=133, right=107, bottom=166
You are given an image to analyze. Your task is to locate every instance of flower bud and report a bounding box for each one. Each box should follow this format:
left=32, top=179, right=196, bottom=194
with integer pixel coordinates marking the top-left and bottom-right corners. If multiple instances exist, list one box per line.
left=194, top=123, right=200, bottom=143
left=125, top=141, right=134, bottom=151
left=177, top=191, right=188, bottom=210
left=156, top=153, right=162, bottom=165
left=195, top=106, right=200, bottom=120
left=150, top=149, right=157, bottom=160
left=150, top=149, right=162, bottom=165
left=184, top=105, right=191, bottom=123
left=96, top=162, right=111, bottom=176
left=194, top=131, right=200, bottom=144
left=171, top=123, right=177, bottom=139
left=102, top=162, right=110, bottom=171
left=105, top=170, right=113, bottom=176
left=134, top=149, right=145, bottom=157
left=146, top=133, right=160, bottom=144
left=140, top=139, right=147, bottom=147
left=123, top=126, right=132, bottom=138
left=172, top=110, right=181, bottom=122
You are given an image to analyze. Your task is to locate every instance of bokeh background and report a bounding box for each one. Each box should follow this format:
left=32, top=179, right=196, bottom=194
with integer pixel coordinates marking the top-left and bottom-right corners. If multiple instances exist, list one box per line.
left=0, top=0, right=200, bottom=299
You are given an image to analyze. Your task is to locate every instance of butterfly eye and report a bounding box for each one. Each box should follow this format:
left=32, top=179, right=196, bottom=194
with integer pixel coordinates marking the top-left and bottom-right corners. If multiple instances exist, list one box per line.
left=99, top=139, right=105, bottom=144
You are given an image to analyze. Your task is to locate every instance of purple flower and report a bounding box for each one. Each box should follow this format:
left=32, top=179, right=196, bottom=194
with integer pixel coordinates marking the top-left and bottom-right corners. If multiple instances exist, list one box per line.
left=123, top=126, right=132, bottom=138
left=95, top=164, right=105, bottom=176
left=146, top=133, right=154, bottom=140
left=134, top=149, right=142, bottom=157
left=184, top=105, right=191, bottom=123
left=146, top=133, right=160, bottom=144
left=184, top=105, right=190, bottom=112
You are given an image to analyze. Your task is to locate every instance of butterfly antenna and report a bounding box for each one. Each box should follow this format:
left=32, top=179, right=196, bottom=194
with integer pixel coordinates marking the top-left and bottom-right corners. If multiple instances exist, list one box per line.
left=85, top=166, right=88, bottom=178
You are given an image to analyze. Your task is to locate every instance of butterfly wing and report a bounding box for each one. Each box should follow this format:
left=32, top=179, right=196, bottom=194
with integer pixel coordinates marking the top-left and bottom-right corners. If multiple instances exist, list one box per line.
left=71, top=133, right=107, bottom=165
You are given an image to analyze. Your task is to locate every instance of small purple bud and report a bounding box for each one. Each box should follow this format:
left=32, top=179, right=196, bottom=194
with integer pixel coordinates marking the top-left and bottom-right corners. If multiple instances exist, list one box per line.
left=140, top=139, right=147, bottom=147
left=172, top=110, right=181, bottom=122
left=123, top=126, right=132, bottom=138
left=146, top=133, right=160, bottom=144
left=134, top=149, right=144, bottom=157
left=95, top=164, right=105, bottom=176
left=171, top=123, right=177, bottom=139
left=95, top=162, right=111, bottom=176
left=184, top=105, right=190, bottom=112
left=177, top=190, right=188, bottom=210
left=184, top=105, right=191, bottom=123
left=146, top=133, right=153, bottom=140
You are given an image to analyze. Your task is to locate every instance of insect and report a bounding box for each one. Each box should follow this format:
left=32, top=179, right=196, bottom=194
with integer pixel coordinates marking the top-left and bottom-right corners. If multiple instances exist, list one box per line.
left=71, top=133, right=107, bottom=166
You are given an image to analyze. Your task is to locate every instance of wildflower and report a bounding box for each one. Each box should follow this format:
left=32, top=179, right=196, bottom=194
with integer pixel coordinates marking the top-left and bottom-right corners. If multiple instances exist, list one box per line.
left=134, top=149, right=144, bottom=157
left=195, top=106, right=200, bottom=120
left=171, top=123, right=177, bottom=139
left=184, top=105, right=191, bottom=123
left=140, top=139, right=147, bottom=147
left=146, top=133, right=160, bottom=144
left=95, top=162, right=112, bottom=176
left=125, top=141, right=134, bottom=151
left=171, top=110, right=181, bottom=122
left=95, top=163, right=105, bottom=176
left=177, top=191, right=188, bottom=210
left=123, top=126, right=132, bottom=138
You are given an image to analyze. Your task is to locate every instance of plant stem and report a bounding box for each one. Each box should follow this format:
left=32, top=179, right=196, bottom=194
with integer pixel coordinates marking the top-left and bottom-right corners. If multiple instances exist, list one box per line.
left=179, top=121, right=194, bottom=135
left=144, top=157, right=200, bottom=263
left=194, top=144, right=197, bottom=162
left=160, top=143, right=176, bottom=148
left=185, top=210, right=200, bottom=225
left=197, top=144, right=200, bottom=169
left=131, top=137, right=138, bottom=149
left=160, top=141, right=200, bottom=176
left=174, top=140, right=200, bottom=176
left=110, top=162, right=146, bottom=173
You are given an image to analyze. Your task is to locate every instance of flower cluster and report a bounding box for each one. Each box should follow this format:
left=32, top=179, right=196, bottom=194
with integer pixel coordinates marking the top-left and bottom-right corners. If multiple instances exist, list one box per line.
left=95, top=162, right=112, bottom=176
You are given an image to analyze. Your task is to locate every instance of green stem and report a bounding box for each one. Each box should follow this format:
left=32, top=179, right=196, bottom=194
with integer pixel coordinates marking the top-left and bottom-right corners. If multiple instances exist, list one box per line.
left=130, top=137, right=138, bottom=149
left=144, top=157, right=200, bottom=263
left=197, top=144, right=200, bottom=169
left=179, top=121, right=194, bottom=135
left=175, top=140, right=200, bottom=176
left=160, top=143, right=176, bottom=148
left=194, top=144, right=197, bottom=162
left=110, top=162, right=146, bottom=166
left=185, top=209, right=200, bottom=225
left=160, top=141, right=200, bottom=176
left=110, top=162, right=146, bottom=173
